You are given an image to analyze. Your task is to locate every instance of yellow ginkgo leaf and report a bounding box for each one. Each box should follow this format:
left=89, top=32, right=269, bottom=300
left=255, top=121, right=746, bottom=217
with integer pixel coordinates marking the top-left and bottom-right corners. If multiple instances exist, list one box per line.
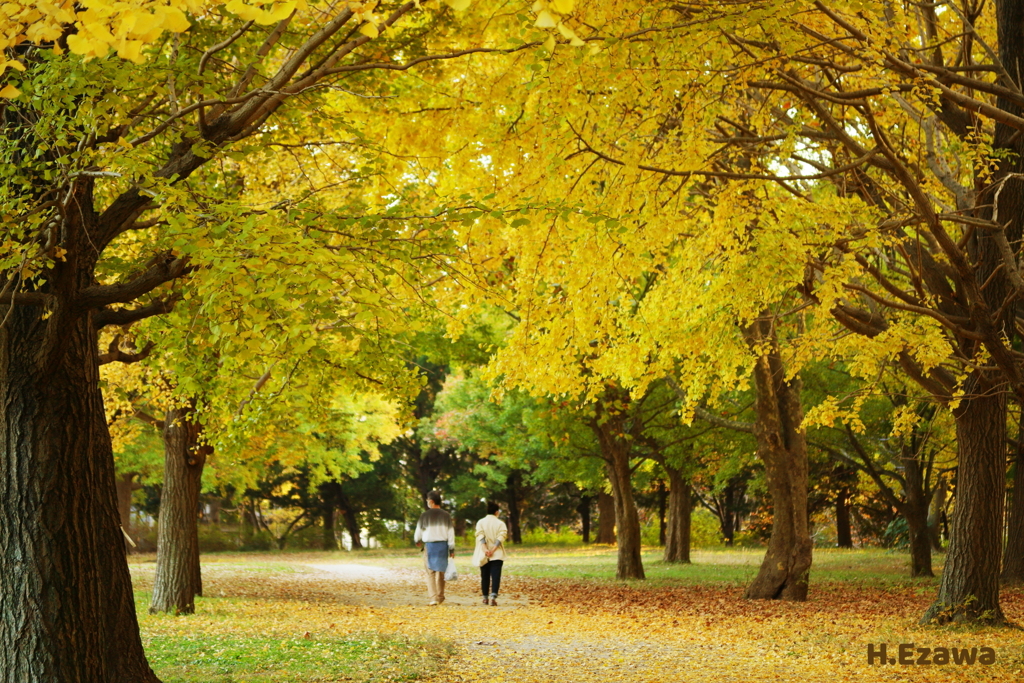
left=535, top=9, right=557, bottom=28
left=157, top=6, right=192, bottom=33
left=557, top=22, right=584, bottom=46
left=551, top=0, right=574, bottom=13
left=445, top=0, right=472, bottom=9
left=267, top=1, right=296, bottom=23
left=543, top=34, right=556, bottom=52
left=359, top=22, right=379, bottom=38
left=0, top=84, right=21, bottom=98
left=225, top=0, right=264, bottom=23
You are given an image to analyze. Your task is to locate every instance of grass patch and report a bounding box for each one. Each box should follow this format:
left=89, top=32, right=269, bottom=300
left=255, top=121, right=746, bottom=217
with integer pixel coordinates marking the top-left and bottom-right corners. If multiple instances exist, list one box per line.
left=136, top=591, right=453, bottom=683
left=144, top=631, right=451, bottom=683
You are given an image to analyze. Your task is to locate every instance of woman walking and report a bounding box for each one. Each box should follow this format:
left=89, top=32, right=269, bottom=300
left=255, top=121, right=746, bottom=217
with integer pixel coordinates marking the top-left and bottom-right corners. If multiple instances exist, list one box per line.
left=475, top=501, right=508, bottom=606
left=414, top=490, right=455, bottom=606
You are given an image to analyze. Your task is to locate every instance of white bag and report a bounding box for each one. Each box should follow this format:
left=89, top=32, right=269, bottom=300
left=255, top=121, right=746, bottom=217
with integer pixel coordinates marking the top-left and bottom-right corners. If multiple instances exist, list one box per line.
left=444, top=558, right=458, bottom=582
left=472, top=542, right=489, bottom=567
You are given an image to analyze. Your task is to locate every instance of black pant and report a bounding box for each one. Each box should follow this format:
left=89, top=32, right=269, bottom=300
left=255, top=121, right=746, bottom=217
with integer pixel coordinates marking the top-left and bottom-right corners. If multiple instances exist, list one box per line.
left=480, top=560, right=503, bottom=597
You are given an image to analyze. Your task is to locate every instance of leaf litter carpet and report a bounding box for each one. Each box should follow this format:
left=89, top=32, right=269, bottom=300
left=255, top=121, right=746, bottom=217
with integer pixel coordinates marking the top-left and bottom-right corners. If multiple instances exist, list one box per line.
left=133, top=558, right=1024, bottom=682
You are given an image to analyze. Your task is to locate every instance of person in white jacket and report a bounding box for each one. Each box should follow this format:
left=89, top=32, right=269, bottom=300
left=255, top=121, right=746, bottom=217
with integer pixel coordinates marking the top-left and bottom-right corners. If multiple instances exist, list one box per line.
left=475, top=501, right=508, bottom=606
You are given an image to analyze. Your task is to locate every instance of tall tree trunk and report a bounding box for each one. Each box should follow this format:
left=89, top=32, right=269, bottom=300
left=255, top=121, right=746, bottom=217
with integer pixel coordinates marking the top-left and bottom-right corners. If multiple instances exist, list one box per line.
left=917, top=0, right=1021, bottom=624
left=743, top=317, right=812, bottom=601
left=577, top=494, right=591, bottom=543
left=664, top=467, right=691, bottom=563
left=343, top=508, right=362, bottom=550
left=0, top=305, right=159, bottom=680
left=506, top=470, right=523, bottom=544
left=1002, top=414, right=1024, bottom=584
left=596, top=491, right=616, bottom=543
left=322, top=506, right=338, bottom=551
left=922, top=382, right=1006, bottom=624
left=151, top=404, right=209, bottom=615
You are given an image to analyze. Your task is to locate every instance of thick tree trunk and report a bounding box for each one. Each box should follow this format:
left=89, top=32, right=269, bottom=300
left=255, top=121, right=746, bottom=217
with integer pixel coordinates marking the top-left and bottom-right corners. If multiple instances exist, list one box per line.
left=343, top=508, right=362, bottom=550
left=577, top=494, right=591, bottom=543
left=664, top=467, right=691, bottom=563
left=743, top=317, right=812, bottom=601
left=506, top=470, right=523, bottom=544
left=1001, top=416, right=1024, bottom=583
left=322, top=507, right=338, bottom=551
left=596, top=491, right=616, bottom=543
left=150, top=404, right=209, bottom=615
left=0, top=305, right=158, bottom=680
left=835, top=488, right=853, bottom=548
left=922, top=384, right=1006, bottom=624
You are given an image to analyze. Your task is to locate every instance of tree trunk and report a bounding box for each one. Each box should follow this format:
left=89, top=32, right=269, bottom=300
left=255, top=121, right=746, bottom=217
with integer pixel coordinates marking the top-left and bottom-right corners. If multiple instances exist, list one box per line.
left=922, top=382, right=1006, bottom=624
left=658, top=479, right=667, bottom=546
left=577, top=494, right=591, bottom=543
left=902, top=447, right=933, bottom=577
left=1001, top=415, right=1024, bottom=584
left=150, top=404, right=209, bottom=615
left=595, top=405, right=644, bottom=580
left=664, top=467, right=692, bottom=563
left=115, top=472, right=138, bottom=553
left=343, top=508, right=362, bottom=550
left=927, top=477, right=946, bottom=552
left=835, top=488, right=853, bottom=548
left=322, top=506, right=338, bottom=551
left=0, top=305, right=159, bottom=680
left=506, top=470, right=523, bottom=544
left=596, top=491, right=616, bottom=543
left=743, top=317, right=812, bottom=601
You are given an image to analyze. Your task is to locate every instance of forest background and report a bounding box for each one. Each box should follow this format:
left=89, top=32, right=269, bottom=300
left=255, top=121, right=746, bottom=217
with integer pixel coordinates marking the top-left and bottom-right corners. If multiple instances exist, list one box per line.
left=2, top=0, right=1024, bottom=680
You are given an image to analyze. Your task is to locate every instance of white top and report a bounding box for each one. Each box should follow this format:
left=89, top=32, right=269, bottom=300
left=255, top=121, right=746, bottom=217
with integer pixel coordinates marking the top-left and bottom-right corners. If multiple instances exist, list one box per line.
left=414, top=507, right=456, bottom=549
left=475, top=514, right=508, bottom=561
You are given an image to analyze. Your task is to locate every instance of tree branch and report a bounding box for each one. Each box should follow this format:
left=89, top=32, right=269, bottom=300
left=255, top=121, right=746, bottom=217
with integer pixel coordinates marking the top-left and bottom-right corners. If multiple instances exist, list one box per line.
left=77, top=254, right=190, bottom=309
left=93, top=294, right=181, bottom=329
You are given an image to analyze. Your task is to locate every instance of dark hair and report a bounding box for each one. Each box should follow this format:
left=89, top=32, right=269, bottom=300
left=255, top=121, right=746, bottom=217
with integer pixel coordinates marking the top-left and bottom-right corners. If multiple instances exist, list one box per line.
left=487, top=501, right=501, bottom=515
left=427, top=490, right=443, bottom=506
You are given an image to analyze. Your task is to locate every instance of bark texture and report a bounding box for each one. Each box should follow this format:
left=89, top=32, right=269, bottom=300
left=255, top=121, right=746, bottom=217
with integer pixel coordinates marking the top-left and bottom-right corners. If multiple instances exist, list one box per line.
left=922, top=382, right=1007, bottom=624
left=150, top=405, right=209, bottom=615
left=0, top=305, right=158, bottom=681
left=743, top=317, right=812, bottom=601
left=664, top=467, right=692, bottom=564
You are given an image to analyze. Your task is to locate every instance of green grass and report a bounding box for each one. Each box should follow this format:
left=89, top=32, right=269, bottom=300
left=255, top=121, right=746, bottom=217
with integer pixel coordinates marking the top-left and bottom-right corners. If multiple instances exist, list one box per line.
left=135, top=589, right=453, bottom=683
left=143, top=631, right=450, bottom=683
